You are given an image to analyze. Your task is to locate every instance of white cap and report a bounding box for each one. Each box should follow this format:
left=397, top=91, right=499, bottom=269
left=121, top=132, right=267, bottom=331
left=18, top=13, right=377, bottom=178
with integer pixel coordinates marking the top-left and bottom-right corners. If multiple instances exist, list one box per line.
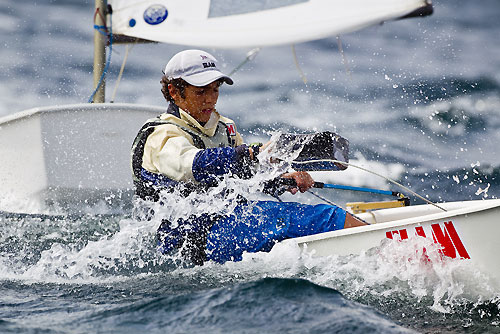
left=164, top=49, right=233, bottom=87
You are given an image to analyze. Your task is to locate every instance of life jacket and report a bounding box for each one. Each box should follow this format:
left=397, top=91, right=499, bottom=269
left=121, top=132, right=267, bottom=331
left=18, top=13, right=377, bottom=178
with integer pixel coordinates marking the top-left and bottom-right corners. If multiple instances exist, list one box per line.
left=131, top=104, right=237, bottom=200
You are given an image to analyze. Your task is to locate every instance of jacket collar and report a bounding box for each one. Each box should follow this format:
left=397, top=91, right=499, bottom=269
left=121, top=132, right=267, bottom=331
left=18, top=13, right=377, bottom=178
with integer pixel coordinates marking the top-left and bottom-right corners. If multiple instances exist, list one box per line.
left=166, top=103, right=220, bottom=137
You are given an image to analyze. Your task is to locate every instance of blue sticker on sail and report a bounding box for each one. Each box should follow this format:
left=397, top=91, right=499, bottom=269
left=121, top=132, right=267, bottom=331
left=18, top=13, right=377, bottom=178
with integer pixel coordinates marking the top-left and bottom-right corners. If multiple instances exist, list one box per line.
left=143, top=5, right=168, bottom=25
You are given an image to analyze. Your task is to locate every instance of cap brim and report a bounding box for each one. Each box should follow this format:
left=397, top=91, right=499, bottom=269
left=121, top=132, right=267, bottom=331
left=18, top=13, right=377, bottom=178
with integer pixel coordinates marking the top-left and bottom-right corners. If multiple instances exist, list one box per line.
left=182, top=70, right=233, bottom=87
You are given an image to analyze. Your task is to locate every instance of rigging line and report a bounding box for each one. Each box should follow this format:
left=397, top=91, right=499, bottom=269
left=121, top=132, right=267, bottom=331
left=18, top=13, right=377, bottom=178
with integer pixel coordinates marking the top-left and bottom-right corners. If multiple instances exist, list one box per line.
left=110, top=42, right=135, bottom=103
left=228, top=48, right=261, bottom=77
left=291, top=44, right=307, bottom=84
left=307, top=190, right=372, bottom=225
left=336, top=36, right=352, bottom=79
left=93, top=26, right=107, bottom=35
left=307, top=189, right=340, bottom=207
left=293, top=159, right=448, bottom=212
left=92, top=8, right=108, bottom=36
left=306, top=189, right=371, bottom=225
left=94, top=7, right=107, bottom=25
left=88, top=7, right=113, bottom=103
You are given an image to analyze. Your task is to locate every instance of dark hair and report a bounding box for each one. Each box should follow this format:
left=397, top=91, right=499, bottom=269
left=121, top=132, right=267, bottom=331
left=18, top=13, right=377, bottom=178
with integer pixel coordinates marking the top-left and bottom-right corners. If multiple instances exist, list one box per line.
left=160, top=76, right=225, bottom=103
left=160, top=76, right=188, bottom=103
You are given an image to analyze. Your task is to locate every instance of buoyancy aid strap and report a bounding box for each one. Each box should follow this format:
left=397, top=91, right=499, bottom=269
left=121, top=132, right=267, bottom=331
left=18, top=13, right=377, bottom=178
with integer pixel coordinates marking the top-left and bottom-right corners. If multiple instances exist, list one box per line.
left=223, top=123, right=236, bottom=147
left=131, top=117, right=206, bottom=182
left=165, top=104, right=207, bottom=149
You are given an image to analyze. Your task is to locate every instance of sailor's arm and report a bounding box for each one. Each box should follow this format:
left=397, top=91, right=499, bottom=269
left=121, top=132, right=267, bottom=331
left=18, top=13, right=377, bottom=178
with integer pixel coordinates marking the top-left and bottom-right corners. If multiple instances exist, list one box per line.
left=143, top=125, right=199, bottom=181
left=191, top=122, right=256, bottom=183
left=144, top=125, right=256, bottom=184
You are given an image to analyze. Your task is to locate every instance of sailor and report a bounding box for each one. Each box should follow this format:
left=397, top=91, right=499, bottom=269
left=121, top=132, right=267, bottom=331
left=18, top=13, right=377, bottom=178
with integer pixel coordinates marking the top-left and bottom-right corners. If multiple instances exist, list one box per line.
left=131, top=49, right=366, bottom=265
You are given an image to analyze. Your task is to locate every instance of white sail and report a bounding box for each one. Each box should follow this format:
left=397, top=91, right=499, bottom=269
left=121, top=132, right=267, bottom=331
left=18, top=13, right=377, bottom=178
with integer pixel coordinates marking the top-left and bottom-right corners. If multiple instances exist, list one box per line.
left=109, top=0, right=432, bottom=48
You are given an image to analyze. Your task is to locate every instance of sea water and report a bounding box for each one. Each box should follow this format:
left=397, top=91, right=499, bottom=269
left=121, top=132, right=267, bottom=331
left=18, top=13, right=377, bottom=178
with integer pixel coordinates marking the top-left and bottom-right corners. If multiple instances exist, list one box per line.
left=1, top=0, right=500, bottom=333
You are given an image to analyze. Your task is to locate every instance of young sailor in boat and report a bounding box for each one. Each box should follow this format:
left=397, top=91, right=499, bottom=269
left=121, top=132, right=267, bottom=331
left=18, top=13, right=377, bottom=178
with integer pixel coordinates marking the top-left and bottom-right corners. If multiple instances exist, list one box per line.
left=131, top=49, right=366, bottom=265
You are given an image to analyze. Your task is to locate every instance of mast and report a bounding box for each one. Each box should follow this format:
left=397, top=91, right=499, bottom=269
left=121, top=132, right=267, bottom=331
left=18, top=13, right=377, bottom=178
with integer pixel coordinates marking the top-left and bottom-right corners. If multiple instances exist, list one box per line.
left=92, top=0, right=107, bottom=103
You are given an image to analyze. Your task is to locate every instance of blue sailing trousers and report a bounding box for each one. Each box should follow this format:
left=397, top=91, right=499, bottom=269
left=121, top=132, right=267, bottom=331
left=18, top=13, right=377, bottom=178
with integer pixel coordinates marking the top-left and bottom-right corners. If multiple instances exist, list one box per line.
left=157, top=200, right=346, bottom=264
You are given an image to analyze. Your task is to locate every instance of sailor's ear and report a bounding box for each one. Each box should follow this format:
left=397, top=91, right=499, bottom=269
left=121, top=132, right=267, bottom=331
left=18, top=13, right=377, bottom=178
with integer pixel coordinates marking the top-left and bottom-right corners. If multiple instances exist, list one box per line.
left=168, top=83, right=181, bottom=101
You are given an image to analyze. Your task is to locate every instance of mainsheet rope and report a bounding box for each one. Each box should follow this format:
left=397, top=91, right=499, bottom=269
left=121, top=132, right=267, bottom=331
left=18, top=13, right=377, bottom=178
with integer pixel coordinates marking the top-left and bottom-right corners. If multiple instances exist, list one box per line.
left=111, top=42, right=136, bottom=103
left=291, top=44, right=307, bottom=84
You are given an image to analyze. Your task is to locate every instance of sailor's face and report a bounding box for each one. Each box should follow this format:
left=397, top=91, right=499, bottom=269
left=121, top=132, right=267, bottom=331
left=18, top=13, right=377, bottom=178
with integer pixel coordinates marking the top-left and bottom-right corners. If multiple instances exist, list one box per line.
left=172, top=81, right=220, bottom=123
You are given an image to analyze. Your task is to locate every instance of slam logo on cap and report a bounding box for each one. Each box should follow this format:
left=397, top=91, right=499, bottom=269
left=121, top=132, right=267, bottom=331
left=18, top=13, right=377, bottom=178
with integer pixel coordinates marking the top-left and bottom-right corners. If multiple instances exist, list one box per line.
left=200, top=55, right=216, bottom=69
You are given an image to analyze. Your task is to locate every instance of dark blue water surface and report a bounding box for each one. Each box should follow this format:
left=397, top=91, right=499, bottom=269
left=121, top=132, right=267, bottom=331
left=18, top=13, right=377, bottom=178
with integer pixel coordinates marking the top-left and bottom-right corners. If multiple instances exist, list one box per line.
left=0, top=277, right=417, bottom=334
left=1, top=0, right=500, bottom=333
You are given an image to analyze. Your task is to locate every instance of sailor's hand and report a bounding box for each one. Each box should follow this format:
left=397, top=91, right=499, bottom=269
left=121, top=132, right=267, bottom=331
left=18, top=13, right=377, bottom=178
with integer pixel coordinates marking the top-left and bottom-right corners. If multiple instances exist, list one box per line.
left=248, top=141, right=273, bottom=161
left=281, top=171, right=314, bottom=194
left=260, top=141, right=283, bottom=164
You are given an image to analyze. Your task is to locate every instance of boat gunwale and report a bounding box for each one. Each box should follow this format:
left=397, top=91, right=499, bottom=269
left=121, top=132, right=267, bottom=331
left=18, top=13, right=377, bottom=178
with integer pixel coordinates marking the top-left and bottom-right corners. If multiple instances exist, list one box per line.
left=0, top=103, right=165, bottom=126
left=291, top=199, right=500, bottom=244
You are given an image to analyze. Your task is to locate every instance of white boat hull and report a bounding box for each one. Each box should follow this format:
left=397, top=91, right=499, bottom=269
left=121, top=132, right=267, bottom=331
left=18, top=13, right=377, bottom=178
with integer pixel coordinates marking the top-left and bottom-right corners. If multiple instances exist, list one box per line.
left=289, top=199, right=500, bottom=289
left=0, top=103, right=162, bottom=213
